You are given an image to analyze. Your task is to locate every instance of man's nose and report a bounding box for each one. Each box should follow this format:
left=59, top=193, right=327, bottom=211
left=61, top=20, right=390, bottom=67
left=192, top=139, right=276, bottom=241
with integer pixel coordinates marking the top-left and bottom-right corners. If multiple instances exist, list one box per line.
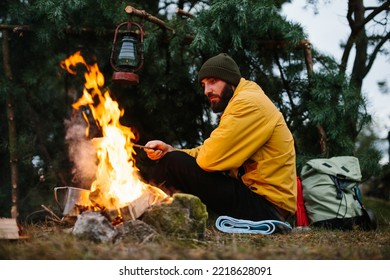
left=203, top=84, right=212, bottom=96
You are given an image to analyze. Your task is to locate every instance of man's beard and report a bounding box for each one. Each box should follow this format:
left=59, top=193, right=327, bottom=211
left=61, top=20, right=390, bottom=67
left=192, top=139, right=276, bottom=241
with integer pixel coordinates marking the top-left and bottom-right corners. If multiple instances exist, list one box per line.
left=210, top=84, right=235, bottom=113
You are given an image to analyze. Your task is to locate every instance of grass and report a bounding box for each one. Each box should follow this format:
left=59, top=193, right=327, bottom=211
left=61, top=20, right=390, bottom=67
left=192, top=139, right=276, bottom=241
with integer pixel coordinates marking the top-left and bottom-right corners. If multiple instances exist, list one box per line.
left=1, top=197, right=390, bottom=260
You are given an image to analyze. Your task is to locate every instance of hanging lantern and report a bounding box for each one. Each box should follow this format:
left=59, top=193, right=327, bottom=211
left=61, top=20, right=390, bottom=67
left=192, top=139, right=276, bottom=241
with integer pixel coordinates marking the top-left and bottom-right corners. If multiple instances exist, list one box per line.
left=110, top=21, right=144, bottom=86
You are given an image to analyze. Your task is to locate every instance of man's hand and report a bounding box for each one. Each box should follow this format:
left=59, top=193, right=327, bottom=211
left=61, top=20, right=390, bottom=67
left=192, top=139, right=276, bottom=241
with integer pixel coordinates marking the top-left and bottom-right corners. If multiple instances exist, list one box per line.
left=144, top=140, right=174, bottom=160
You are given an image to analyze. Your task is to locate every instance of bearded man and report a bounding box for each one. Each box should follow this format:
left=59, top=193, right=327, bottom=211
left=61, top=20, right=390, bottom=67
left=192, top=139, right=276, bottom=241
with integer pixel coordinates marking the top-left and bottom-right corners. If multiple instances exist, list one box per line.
left=144, top=53, right=297, bottom=222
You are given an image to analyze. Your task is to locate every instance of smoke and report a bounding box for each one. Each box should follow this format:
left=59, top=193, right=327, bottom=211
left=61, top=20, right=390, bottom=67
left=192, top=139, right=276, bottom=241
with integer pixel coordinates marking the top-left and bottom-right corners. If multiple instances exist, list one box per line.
left=64, top=114, right=98, bottom=189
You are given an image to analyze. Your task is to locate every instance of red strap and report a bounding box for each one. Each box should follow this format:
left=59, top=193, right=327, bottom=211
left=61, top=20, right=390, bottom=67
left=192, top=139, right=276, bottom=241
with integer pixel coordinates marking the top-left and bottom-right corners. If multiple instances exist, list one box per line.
left=296, top=176, right=309, bottom=227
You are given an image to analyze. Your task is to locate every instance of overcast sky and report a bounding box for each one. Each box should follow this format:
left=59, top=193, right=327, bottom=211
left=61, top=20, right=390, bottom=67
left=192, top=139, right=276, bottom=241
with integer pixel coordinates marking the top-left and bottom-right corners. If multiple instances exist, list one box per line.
left=282, top=0, right=390, bottom=163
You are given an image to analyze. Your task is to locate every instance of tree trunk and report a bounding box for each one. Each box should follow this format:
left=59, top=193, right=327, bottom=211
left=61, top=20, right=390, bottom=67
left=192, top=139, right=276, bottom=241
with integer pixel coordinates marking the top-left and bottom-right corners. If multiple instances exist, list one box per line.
left=340, top=0, right=369, bottom=141
left=2, top=30, right=19, bottom=219
left=301, top=40, right=328, bottom=156
left=350, top=0, right=368, bottom=93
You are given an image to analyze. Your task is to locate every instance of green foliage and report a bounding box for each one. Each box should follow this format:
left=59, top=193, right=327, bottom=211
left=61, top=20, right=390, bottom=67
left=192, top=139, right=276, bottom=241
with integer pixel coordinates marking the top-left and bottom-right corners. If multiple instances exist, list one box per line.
left=191, top=0, right=303, bottom=58
left=306, top=73, right=358, bottom=154
left=293, top=49, right=375, bottom=177
left=355, top=126, right=384, bottom=180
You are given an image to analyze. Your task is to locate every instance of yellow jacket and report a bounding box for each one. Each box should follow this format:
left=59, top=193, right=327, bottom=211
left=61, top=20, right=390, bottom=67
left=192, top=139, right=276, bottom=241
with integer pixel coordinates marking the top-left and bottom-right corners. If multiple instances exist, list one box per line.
left=181, top=78, right=297, bottom=214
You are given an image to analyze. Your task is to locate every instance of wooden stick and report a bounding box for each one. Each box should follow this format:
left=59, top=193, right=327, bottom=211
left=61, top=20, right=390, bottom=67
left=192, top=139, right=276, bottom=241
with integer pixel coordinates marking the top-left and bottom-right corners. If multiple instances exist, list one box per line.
left=41, top=204, right=62, bottom=222
left=132, top=143, right=157, bottom=150
left=125, top=6, right=175, bottom=34
left=176, top=8, right=195, bottom=18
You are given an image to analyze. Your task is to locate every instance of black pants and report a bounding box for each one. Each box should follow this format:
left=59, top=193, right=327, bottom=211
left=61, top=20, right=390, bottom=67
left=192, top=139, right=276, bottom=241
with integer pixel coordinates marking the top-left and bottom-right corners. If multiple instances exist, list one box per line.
left=151, top=151, right=284, bottom=221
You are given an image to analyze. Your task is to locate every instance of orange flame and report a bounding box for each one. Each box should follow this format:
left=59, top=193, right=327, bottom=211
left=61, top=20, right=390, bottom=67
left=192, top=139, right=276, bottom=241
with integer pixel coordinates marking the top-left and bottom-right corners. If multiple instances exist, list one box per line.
left=60, top=51, right=168, bottom=213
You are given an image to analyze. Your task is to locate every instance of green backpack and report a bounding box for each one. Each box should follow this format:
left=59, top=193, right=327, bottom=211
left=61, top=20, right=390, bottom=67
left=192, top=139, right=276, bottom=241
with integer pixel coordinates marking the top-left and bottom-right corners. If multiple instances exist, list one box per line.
left=300, top=156, right=376, bottom=230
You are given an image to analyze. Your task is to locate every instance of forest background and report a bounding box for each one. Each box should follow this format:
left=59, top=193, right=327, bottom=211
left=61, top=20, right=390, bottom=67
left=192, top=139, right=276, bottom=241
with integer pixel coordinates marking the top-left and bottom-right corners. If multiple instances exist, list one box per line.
left=0, top=0, right=389, bottom=222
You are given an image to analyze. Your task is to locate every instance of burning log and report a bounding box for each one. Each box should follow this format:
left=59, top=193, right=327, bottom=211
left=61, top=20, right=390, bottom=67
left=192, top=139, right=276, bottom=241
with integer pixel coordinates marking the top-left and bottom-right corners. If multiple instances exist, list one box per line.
left=102, top=186, right=171, bottom=224
left=120, top=193, right=152, bottom=221
left=102, top=208, right=121, bottom=225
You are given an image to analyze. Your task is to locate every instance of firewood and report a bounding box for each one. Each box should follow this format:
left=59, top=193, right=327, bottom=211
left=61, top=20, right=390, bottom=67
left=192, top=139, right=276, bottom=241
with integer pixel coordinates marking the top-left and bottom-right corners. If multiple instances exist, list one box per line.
left=120, top=192, right=153, bottom=221
left=0, top=218, right=19, bottom=239
left=102, top=208, right=120, bottom=222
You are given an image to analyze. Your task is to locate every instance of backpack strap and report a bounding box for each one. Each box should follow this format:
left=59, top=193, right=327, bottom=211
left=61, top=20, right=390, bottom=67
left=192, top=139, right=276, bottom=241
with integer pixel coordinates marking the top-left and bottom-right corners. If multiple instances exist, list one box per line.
left=353, top=184, right=378, bottom=230
left=296, top=176, right=309, bottom=227
left=329, top=175, right=351, bottom=199
left=353, top=184, right=364, bottom=208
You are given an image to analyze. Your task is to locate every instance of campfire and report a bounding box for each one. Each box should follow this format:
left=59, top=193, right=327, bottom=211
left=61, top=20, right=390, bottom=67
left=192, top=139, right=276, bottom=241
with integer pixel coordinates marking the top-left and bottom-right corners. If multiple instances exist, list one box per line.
left=59, top=51, right=170, bottom=225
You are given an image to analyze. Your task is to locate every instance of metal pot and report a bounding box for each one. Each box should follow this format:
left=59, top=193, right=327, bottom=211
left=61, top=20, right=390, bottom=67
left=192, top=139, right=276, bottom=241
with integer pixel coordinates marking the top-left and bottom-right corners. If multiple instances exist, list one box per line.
left=54, top=186, right=91, bottom=217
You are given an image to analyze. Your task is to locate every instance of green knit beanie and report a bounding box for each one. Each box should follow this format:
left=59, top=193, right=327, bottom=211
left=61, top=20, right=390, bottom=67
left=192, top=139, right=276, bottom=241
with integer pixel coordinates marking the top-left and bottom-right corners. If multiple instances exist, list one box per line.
left=198, top=53, right=241, bottom=86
